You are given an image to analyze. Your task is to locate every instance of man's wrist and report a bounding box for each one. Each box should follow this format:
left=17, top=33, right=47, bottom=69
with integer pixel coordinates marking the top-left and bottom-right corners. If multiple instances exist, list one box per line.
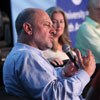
left=62, top=67, right=69, bottom=77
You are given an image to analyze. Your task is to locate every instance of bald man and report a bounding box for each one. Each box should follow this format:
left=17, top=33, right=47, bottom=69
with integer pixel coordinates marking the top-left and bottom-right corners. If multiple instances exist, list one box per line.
left=3, top=8, right=96, bottom=100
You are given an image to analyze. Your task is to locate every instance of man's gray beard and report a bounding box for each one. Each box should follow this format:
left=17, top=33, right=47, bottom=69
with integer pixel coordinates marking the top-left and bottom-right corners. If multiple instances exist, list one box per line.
left=48, top=43, right=53, bottom=49
left=42, top=43, right=53, bottom=51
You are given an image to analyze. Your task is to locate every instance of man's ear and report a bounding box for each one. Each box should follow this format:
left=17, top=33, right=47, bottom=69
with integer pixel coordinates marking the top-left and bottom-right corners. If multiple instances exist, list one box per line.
left=23, top=22, right=32, bottom=35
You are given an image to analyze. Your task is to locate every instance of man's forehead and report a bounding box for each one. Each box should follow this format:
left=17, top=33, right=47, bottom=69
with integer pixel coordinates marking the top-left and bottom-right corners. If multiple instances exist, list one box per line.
left=34, top=11, right=52, bottom=23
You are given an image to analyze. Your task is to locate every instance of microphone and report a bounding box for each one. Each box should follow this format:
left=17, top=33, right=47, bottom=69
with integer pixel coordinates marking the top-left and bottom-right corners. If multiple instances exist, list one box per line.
left=62, top=44, right=79, bottom=69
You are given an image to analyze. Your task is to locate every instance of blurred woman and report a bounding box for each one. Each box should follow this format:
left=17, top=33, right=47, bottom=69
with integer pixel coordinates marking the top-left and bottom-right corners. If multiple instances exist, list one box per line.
left=43, top=7, right=76, bottom=67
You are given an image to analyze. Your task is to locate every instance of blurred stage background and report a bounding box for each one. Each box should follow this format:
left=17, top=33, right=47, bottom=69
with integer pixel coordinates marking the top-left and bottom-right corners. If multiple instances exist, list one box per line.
left=0, top=0, right=89, bottom=47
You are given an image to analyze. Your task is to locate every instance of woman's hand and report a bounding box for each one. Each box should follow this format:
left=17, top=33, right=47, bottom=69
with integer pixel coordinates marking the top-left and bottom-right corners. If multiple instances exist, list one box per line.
left=48, top=58, right=64, bottom=67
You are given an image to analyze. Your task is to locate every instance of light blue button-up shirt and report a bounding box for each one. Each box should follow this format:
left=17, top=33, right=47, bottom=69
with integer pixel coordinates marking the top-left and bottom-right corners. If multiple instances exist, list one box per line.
left=75, top=16, right=100, bottom=63
left=3, top=43, right=90, bottom=100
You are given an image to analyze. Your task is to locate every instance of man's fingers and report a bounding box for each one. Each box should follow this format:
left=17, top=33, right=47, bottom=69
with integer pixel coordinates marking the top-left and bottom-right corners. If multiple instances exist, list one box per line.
left=76, top=49, right=83, bottom=67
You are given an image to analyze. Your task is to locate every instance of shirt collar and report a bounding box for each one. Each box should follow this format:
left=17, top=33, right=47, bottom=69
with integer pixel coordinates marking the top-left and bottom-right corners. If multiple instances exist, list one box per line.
left=86, top=16, right=100, bottom=28
left=15, top=43, right=43, bottom=55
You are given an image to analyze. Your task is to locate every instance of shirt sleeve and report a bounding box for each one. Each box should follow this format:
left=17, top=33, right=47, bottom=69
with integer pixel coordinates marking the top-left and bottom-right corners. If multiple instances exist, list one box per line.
left=42, top=70, right=90, bottom=100
left=18, top=52, right=90, bottom=100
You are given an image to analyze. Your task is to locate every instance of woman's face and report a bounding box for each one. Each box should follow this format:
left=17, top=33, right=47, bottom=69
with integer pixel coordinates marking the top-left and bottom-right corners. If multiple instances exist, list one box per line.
left=52, top=12, right=65, bottom=38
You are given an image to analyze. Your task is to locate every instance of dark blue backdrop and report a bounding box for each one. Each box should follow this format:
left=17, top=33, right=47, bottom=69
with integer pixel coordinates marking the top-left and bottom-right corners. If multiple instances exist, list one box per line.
left=57, top=0, right=89, bottom=46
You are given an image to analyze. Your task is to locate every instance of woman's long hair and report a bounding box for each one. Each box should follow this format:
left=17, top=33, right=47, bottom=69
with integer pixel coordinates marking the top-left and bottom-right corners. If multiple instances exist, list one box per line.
left=46, top=7, right=72, bottom=51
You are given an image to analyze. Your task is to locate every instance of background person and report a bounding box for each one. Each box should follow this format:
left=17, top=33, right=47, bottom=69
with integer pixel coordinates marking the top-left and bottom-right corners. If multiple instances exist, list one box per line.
left=75, top=0, right=100, bottom=96
left=75, top=0, right=100, bottom=64
left=3, top=8, right=96, bottom=100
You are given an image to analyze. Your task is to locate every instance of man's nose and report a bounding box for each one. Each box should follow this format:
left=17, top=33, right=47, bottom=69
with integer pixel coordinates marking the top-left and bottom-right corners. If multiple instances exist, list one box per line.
left=50, top=28, right=56, bottom=36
